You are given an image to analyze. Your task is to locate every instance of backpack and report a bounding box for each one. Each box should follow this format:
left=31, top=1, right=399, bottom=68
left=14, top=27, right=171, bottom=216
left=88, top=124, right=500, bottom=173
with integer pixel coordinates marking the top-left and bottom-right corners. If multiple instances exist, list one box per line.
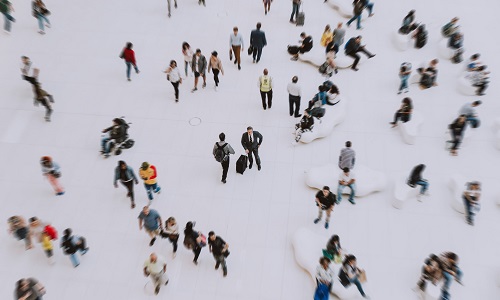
left=310, top=107, right=326, bottom=118
left=44, top=225, right=58, bottom=240
left=318, top=62, right=329, bottom=75
left=338, top=267, right=351, bottom=287
left=214, top=143, right=227, bottom=162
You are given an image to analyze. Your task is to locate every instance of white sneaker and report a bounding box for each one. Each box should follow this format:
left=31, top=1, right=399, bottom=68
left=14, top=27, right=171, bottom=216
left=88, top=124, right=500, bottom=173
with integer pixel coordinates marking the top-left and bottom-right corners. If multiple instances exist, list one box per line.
left=38, top=30, right=45, bottom=35
left=173, top=252, right=176, bottom=258
left=45, top=23, right=51, bottom=28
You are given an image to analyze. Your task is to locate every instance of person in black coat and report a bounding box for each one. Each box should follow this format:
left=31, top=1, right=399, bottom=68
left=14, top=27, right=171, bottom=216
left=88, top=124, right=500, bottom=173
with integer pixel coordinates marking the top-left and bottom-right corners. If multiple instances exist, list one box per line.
left=241, top=126, right=263, bottom=170
left=399, top=10, right=417, bottom=34
left=250, top=22, right=267, bottom=63
left=448, top=115, right=467, bottom=156
left=344, top=36, right=375, bottom=71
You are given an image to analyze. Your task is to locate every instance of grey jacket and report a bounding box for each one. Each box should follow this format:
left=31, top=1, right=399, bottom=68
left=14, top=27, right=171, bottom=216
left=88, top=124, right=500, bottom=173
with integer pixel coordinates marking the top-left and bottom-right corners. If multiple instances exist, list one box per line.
left=191, top=54, right=207, bottom=74
left=213, top=141, right=235, bottom=161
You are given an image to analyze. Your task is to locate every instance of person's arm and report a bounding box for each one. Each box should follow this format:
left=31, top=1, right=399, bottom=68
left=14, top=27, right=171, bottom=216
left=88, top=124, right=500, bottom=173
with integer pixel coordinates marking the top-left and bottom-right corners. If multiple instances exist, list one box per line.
left=219, top=59, right=224, bottom=75
left=130, top=167, right=139, bottom=183
left=229, top=34, right=232, bottom=50
left=348, top=178, right=356, bottom=184
left=157, top=216, right=163, bottom=230
left=240, top=34, right=244, bottom=50
left=178, top=69, right=182, bottom=84
left=143, top=266, right=150, bottom=276
left=138, top=218, right=143, bottom=230
left=263, top=33, right=267, bottom=47
left=223, top=242, right=229, bottom=252
left=163, top=263, right=167, bottom=273
left=228, top=144, right=235, bottom=155
left=257, top=132, right=263, bottom=147
left=113, top=167, right=119, bottom=187
left=241, top=134, right=247, bottom=151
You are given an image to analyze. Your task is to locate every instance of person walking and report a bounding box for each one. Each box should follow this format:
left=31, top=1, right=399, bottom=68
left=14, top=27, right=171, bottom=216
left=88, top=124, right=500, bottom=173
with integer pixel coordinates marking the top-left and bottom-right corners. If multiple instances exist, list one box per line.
left=0, top=0, right=15, bottom=34
left=463, top=181, right=481, bottom=226
left=183, top=221, right=204, bottom=265
left=332, top=22, right=346, bottom=50
left=258, top=68, right=273, bottom=110
left=320, top=25, right=333, bottom=48
left=114, top=160, right=139, bottom=209
left=315, top=257, right=335, bottom=299
left=458, top=100, right=481, bottom=128
left=20, top=56, right=39, bottom=86
left=250, top=22, right=267, bottom=63
left=263, top=0, right=271, bottom=14
left=208, top=231, right=229, bottom=277
left=15, top=278, right=46, bottom=300
left=164, top=60, right=182, bottom=102
left=60, top=228, right=89, bottom=268
left=139, top=162, right=161, bottom=202
left=340, top=255, right=370, bottom=298
left=290, top=0, right=301, bottom=23
left=40, top=156, right=64, bottom=196
left=191, top=49, right=207, bottom=92
left=287, top=76, right=302, bottom=117
left=345, top=36, right=375, bottom=71
left=8, top=216, right=33, bottom=250
left=33, top=82, right=54, bottom=122
left=120, top=42, right=140, bottom=81
left=229, top=27, right=244, bottom=70
left=448, top=115, right=467, bottom=156
left=407, top=164, right=429, bottom=201
left=337, top=168, right=356, bottom=204
left=143, top=253, right=169, bottom=295
left=338, top=141, right=355, bottom=170
left=314, top=186, right=336, bottom=229
left=208, top=51, right=224, bottom=91
left=32, top=0, right=50, bottom=35
left=346, top=0, right=365, bottom=30
left=182, top=42, right=194, bottom=77
left=241, top=126, right=263, bottom=171
left=161, top=217, right=179, bottom=257
left=213, top=133, right=235, bottom=184
left=166, top=0, right=177, bottom=17
left=440, top=252, right=463, bottom=300
left=138, top=206, right=163, bottom=246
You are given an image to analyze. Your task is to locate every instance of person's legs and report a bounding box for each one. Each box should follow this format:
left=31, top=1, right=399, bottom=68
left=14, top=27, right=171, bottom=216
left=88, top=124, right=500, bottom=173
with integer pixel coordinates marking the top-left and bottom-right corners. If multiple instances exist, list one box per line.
left=337, top=185, right=345, bottom=203
left=37, top=14, right=45, bottom=31
left=348, top=53, right=361, bottom=69
left=171, top=81, right=179, bottom=100
left=466, top=116, right=480, bottom=128
left=40, top=98, right=52, bottom=120
left=202, top=74, right=206, bottom=85
left=133, top=63, right=139, bottom=73
left=260, top=91, right=267, bottom=109
left=193, top=72, right=199, bottom=89
left=288, top=95, right=294, bottom=116
left=451, top=132, right=462, bottom=150
left=3, top=13, right=12, bottom=32
left=415, top=180, right=428, bottom=194
left=233, top=45, right=241, bottom=65
left=122, top=180, right=135, bottom=202
left=256, top=47, right=263, bottom=62
left=290, top=3, right=299, bottom=21
left=47, top=174, right=64, bottom=193
left=356, top=15, right=362, bottom=29
left=144, top=183, right=153, bottom=200
left=463, top=196, right=472, bottom=224
left=152, top=182, right=161, bottom=194
left=359, top=47, right=374, bottom=57
left=350, top=277, right=366, bottom=297
left=167, top=0, right=171, bottom=16
left=126, top=62, right=131, bottom=80
left=393, top=111, right=402, bottom=124
left=267, top=90, right=273, bottom=108
left=252, top=148, right=261, bottom=168
left=440, top=272, right=453, bottom=299
left=366, top=2, right=374, bottom=15
left=294, top=97, right=301, bottom=117
left=184, top=61, right=189, bottom=77
left=213, top=69, right=219, bottom=86
left=193, top=246, right=201, bottom=262
left=252, top=47, right=258, bottom=61
left=347, top=183, right=356, bottom=202
left=221, top=158, right=229, bottom=181
left=346, top=14, right=357, bottom=26
left=169, top=235, right=178, bottom=252
left=247, top=149, right=254, bottom=168
left=69, top=253, right=80, bottom=267
left=315, top=207, right=323, bottom=222
left=101, top=137, right=110, bottom=152
left=325, top=209, right=331, bottom=223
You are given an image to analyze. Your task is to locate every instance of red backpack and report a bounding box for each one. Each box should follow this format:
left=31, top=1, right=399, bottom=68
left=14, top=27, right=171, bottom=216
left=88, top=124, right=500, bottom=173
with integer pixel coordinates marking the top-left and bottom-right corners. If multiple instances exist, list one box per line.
left=44, top=225, right=58, bottom=240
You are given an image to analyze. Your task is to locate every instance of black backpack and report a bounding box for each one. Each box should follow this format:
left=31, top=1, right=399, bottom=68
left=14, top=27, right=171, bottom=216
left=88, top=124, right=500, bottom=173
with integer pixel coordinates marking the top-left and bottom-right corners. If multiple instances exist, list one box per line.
left=318, top=62, right=329, bottom=75
left=214, top=143, right=227, bottom=162
left=415, top=27, right=427, bottom=49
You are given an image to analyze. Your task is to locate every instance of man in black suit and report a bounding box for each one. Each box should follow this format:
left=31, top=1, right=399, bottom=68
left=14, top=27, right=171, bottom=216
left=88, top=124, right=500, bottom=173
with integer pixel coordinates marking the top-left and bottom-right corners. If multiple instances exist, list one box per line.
left=241, top=126, right=263, bottom=171
left=250, top=22, right=267, bottom=63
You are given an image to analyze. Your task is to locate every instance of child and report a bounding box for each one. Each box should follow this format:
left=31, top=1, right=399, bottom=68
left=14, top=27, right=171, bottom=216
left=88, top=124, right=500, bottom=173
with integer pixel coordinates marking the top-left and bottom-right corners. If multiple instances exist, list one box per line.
left=41, top=230, right=55, bottom=264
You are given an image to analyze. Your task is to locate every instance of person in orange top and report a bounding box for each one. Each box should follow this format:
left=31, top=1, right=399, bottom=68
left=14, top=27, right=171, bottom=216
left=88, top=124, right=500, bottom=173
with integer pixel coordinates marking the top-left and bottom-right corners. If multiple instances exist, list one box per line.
left=139, top=162, right=161, bottom=201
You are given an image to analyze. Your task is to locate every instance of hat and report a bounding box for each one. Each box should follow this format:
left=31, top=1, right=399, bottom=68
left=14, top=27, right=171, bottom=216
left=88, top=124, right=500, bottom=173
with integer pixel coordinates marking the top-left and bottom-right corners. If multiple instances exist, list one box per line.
left=141, top=162, right=149, bottom=170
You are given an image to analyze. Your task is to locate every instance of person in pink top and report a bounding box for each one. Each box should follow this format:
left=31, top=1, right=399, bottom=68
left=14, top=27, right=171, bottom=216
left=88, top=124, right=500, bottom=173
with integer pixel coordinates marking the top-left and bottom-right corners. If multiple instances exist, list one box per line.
left=120, top=42, right=140, bottom=81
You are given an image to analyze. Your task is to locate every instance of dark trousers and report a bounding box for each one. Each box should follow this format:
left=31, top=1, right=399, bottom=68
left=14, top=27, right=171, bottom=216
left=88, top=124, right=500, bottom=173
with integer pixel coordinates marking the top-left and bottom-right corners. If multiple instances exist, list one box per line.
left=38, top=98, right=53, bottom=118
left=290, top=3, right=300, bottom=21
left=231, top=45, right=241, bottom=65
left=193, top=245, right=201, bottom=262
left=221, top=157, right=229, bottom=181
left=247, top=147, right=261, bottom=168
left=120, top=180, right=135, bottom=202
left=23, top=75, right=38, bottom=85
left=260, top=89, right=273, bottom=109
left=393, top=111, right=410, bottom=123
left=168, top=235, right=179, bottom=252
left=450, top=131, right=463, bottom=150
left=212, top=69, right=220, bottom=86
left=170, top=81, right=180, bottom=99
left=463, top=197, right=474, bottom=223
left=473, top=83, right=487, bottom=95
left=289, top=95, right=301, bottom=117
left=347, top=47, right=373, bottom=69
left=252, top=46, right=263, bottom=62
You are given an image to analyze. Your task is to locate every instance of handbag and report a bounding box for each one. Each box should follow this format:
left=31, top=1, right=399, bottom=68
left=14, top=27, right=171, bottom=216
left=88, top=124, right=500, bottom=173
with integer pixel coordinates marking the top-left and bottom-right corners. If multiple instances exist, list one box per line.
left=247, top=46, right=254, bottom=55
left=358, top=269, right=367, bottom=283
left=223, top=250, right=230, bottom=257
left=197, top=233, right=207, bottom=247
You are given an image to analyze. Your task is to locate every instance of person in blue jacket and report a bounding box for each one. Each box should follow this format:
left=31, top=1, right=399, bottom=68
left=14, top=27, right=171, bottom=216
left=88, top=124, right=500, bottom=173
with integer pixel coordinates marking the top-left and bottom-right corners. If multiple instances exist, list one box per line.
left=114, top=160, right=139, bottom=208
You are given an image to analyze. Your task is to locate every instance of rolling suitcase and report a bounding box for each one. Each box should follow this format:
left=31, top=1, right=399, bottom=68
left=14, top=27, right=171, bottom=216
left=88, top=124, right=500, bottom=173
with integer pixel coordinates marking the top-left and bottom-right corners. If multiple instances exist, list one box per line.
left=236, top=155, right=248, bottom=174
left=296, top=11, right=305, bottom=26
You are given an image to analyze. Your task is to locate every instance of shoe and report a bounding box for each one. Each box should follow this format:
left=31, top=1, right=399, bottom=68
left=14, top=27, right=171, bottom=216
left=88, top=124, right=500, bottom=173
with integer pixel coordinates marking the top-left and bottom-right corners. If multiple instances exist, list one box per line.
left=149, top=237, right=156, bottom=246
left=335, top=201, right=340, bottom=205
left=257, top=165, right=261, bottom=171
left=137, top=70, right=140, bottom=74
left=390, top=122, right=397, bottom=128
left=165, top=280, right=169, bottom=286
left=202, top=83, right=206, bottom=88
left=103, top=153, right=110, bottom=158
left=238, top=65, right=241, bottom=70
left=215, top=264, right=220, bottom=270
left=155, top=187, right=161, bottom=194
left=234, top=59, right=237, bottom=64
left=351, top=67, right=359, bottom=71
left=222, top=179, right=226, bottom=184
left=193, top=260, right=198, bottom=265
left=404, top=89, right=409, bottom=93
left=369, top=54, right=376, bottom=59
left=349, top=199, right=356, bottom=205
left=334, top=68, right=338, bottom=74
left=253, top=60, right=256, bottom=63
left=256, top=60, right=260, bottom=63
left=249, top=164, right=253, bottom=169
left=289, top=19, right=295, bottom=23
left=357, top=27, right=363, bottom=30
left=369, top=13, right=374, bottom=17
left=397, top=91, right=402, bottom=94
left=174, top=2, right=177, bottom=8
left=314, top=218, right=320, bottom=224
left=265, top=10, right=267, bottom=15
left=168, top=13, right=171, bottom=17
left=363, top=295, right=370, bottom=299
left=346, top=22, right=350, bottom=27
left=81, top=248, right=89, bottom=255
left=131, top=202, right=136, bottom=209
left=45, top=23, right=51, bottom=28
left=74, top=264, right=80, bottom=268
left=127, top=78, right=131, bottom=81
left=290, top=57, right=298, bottom=61
left=263, top=107, right=267, bottom=110
left=155, top=286, right=160, bottom=295
left=45, top=116, right=51, bottom=122
left=191, top=88, right=197, bottom=92
left=175, top=99, right=178, bottom=102
left=223, top=270, right=227, bottom=277
left=295, top=114, right=302, bottom=118
left=38, top=30, right=45, bottom=35
left=325, top=222, right=329, bottom=229
left=56, top=191, right=65, bottom=196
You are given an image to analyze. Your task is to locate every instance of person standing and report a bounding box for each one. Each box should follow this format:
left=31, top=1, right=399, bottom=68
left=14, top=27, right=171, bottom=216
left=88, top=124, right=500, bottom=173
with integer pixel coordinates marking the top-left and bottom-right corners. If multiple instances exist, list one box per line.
left=60, top=228, right=89, bottom=268
left=114, top=160, right=139, bottom=209
left=120, top=42, right=140, bottom=81
left=0, top=0, right=14, bottom=34
left=229, top=27, right=244, bottom=70
left=287, top=76, right=302, bottom=117
left=337, top=168, right=356, bottom=204
left=40, top=156, right=64, bottom=196
left=161, top=217, right=179, bottom=257
left=290, top=0, right=301, bottom=23
left=241, top=126, right=263, bottom=171
left=32, top=0, right=50, bottom=35
left=463, top=181, right=481, bottom=226
left=208, top=51, right=224, bottom=91
left=143, top=253, right=169, bottom=295
left=191, top=49, right=207, bottom=92
left=344, top=36, right=375, bottom=71
left=139, top=162, right=161, bottom=202
left=183, top=221, right=204, bottom=265
left=15, top=278, right=46, bottom=300
left=166, top=0, right=177, bottom=17
left=164, top=60, right=182, bottom=102
left=338, top=141, right=355, bottom=170
left=250, top=22, right=267, bottom=63
left=182, top=42, right=194, bottom=77
left=213, top=132, right=235, bottom=184
left=448, top=115, right=467, bottom=156
left=138, top=206, right=163, bottom=246
left=320, top=25, right=333, bottom=48
left=8, top=216, right=33, bottom=250
left=258, top=68, right=273, bottom=110
left=20, top=56, right=39, bottom=86
left=458, top=100, right=481, bottom=128
left=208, top=231, right=229, bottom=277
left=33, top=82, right=54, bottom=122
left=314, top=186, right=336, bottom=229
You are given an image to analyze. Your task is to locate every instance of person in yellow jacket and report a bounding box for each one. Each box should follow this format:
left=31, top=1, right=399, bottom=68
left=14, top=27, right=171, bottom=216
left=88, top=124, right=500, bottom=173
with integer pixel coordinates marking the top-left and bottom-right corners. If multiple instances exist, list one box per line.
left=41, top=231, right=55, bottom=264
left=258, top=68, right=273, bottom=110
left=139, top=162, right=161, bottom=201
left=320, top=25, right=333, bottom=48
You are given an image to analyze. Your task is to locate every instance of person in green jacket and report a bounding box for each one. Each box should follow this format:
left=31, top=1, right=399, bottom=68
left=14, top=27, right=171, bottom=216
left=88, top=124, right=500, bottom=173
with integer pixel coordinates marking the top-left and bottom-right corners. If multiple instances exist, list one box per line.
left=0, top=0, right=15, bottom=33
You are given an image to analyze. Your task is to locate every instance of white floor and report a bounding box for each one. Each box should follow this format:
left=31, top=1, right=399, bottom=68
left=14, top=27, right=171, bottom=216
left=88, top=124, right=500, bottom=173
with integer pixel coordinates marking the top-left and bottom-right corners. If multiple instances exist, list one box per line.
left=1, top=0, right=500, bottom=299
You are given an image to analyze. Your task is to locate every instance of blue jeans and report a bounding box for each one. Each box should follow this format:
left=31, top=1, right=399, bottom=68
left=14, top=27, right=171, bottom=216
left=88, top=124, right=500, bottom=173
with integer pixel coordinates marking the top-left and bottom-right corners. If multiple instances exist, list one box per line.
left=36, top=13, right=50, bottom=31
left=126, top=62, right=139, bottom=79
left=350, top=277, right=366, bottom=297
left=2, top=12, right=14, bottom=32
left=337, top=183, right=356, bottom=202
left=69, top=253, right=80, bottom=267
left=365, top=2, right=374, bottom=15
left=347, top=14, right=361, bottom=29
left=465, top=116, right=480, bottom=128
left=290, top=3, right=300, bottom=21
left=101, top=136, right=111, bottom=154
left=184, top=60, right=191, bottom=77
left=463, top=197, right=475, bottom=223
left=144, top=183, right=161, bottom=200
left=399, top=74, right=409, bottom=91
left=415, top=180, right=428, bottom=194
left=441, top=269, right=462, bottom=300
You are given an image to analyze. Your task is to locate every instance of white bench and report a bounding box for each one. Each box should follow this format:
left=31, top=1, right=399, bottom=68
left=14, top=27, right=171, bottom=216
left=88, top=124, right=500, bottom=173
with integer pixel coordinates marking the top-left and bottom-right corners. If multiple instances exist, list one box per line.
left=417, top=282, right=441, bottom=300
left=449, top=174, right=467, bottom=214
left=399, top=111, right=424, bottom=145
left=298, top=46, right=327, bottom=70
left=300, top=97, right=347, bottom=144
left=292, top=227, right=366, bottom=299
left=438, top=38, right=455, bottom=59
left=495, top=118, right=500, bottom=150
left=392, top=181, right=420, bottom=209
left=329, top=0, right=371, bottom=19
left=305, top=164, right=387, bottom=197
left=393, top=32, right=412, bottom=51
left=457, top=74, right=476, bottom=96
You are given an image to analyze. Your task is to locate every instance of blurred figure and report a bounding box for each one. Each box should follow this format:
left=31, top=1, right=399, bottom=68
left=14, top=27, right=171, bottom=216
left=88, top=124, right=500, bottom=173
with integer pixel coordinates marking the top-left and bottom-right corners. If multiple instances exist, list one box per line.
left=314, top=186, right=336, bottom=229
left=418, top=59, right=438, bottom=89
left=458, top=100, right=481, bottom=128
left=344, top=36, right=375, bottom=71
left=33, top=82, right=54, bottom=122
left=315, top=257, right=334, bottom=300
left=440, top=252, right=463, bottom=300
left=448, top=115, right=467, bottom=156
left=143, top=253, right=169, bottom=295
left=139, top=162, right=161, bottom=202
left=166, top=0, right=177, bottom=17
left=138, top=206, right=163, bottom=246
left=8, top=216, right=33, bottom=250
left=325, top=235, right=343, bottom=263
left=463, top=181, right=481, bottom=225
left=407, top=164, right=429, bottom=201
left=40, top=156, right=64, bottom=195
left=415, top=254, right=442, bottom=292
left=398, top=62, right=412, bottom=94
left=20, top=56, right=39, bottom=86
left=442, top=17, right=460, bottom=37
left=32, top=0, right=50, bottom=34
left=250, top=22, right=267, bottom=63
left=183, top=221, right=204, bottom=265
left=60, top=228, right=89, bottom=267
left=339, top=255, right=369, bottom=298
left=320, top=25, right=333, bottom=48
left=208, top=231, right=229, bottom=277
left=1, top=0, right=15, bottom=34
left=399, top=10, right=417, bottom=34
left=15, top=278, right=46, bottom=300
left=161, top=217, right=179, bottom=257
left=120, top=42, right=140, bottom=81
left=191, top=49, right=207, bottom=92
left=182, top=42, right=194, bottom=77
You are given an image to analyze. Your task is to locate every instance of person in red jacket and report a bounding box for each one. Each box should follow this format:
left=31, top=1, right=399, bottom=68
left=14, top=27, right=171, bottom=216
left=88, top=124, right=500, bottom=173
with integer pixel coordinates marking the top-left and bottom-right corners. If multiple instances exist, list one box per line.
left=121, top=42, right=140, bottom=81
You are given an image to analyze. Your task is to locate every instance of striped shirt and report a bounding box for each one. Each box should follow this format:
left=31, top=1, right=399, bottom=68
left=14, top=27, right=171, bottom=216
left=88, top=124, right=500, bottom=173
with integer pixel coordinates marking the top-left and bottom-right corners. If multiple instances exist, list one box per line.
left=338, top=148, right=355, bottom=169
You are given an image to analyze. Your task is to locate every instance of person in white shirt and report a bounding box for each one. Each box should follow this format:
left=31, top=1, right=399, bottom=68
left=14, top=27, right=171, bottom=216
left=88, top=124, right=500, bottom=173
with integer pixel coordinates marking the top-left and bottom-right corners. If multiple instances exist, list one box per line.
left=161, top=217, right=179, bottom=256
left=337, top=167, right=356, bottom=204
left=287, top=76, right=302, bottom=117
left=143, top=253, right=169, bottom=295
left=316, top=257, right=335, bottom=291
left=20, top=56, right=39, bottom=86
left=164, top=60, right=182, bottom=102
left=458, top=100, right=481, bottom=128
left=465, top=66, right=489, bottom=96
left=258, top=68, right=273, bottom=110
left=229, top=26, right=244, bottom=70
left=463, top=181, right=481, bottom=226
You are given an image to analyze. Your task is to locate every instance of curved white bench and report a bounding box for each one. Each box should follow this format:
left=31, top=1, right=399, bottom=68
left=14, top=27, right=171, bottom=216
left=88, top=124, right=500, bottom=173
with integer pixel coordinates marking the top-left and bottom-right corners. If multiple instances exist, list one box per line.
left=298, top=46, right=326, bottom=69
left=393, top=32, right=412, bottom=51
left=292, top=227, right=366, bottom=299
left=392, top=181, right=419, bottom=209
left=300, top=98, right=347, bottom=144
left=330, top=0, right=354, bottom=18
left=438, top=38, right=455, bottom=59
left=305, top=164, right=387, bottom=197
left=336, top=54, right=355, bottom=69
left=399, top=111, right=424, bottom=145
left=495, top=118, right=500, bottom=150
left=449, top=174, right=467, bottom=214
left=457, top=74, right=476, bottom=96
